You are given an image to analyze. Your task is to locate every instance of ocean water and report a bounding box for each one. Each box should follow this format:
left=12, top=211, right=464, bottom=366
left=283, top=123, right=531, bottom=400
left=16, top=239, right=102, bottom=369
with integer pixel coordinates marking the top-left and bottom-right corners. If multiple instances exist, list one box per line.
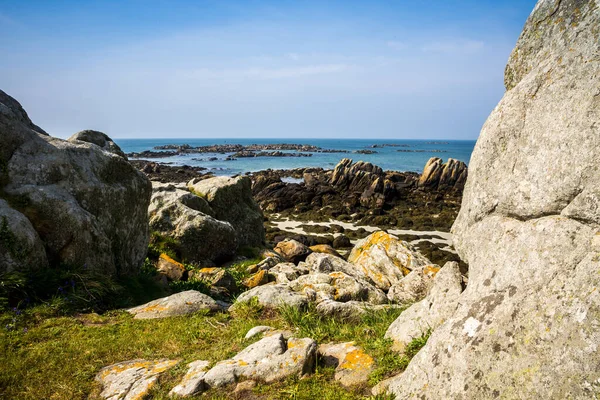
left=115, top=138, right=476, bottom=176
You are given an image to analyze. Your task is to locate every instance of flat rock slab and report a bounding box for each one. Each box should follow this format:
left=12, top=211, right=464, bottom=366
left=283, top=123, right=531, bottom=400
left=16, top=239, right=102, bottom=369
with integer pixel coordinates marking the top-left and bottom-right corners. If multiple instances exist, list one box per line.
left=127, top=290, right=220, bottom=319
left=318, top=342, right=374, bottom=387
left=169, top=360, right=210, bottom=397
left=95, top=359, right=179, bottom=400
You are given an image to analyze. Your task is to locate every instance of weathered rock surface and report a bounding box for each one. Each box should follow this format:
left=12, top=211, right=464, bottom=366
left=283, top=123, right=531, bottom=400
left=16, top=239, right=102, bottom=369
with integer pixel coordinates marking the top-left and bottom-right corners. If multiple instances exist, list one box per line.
left=169, top=360, right=210, bottom=398
left=189, top=267, right=237, bottom=294
left=308, top=244, right=342, bottom=258
left=318, top=342, right=374, bottom=387
left=95, top=359, right=179, bottom=400
left=68, top=130, right=126, bottom=158
left=386, top=1, right=600, bottom=398
left=418, top=157, right=467, bottom=191
left=347, top=231, right=431, bottom=291
left=316, top=299, right=401, bottom=320
left=384, top=262, right=463, bottom=351
left=234, top=284, right=308, bottom=309
left=0, top=90, right=151, bottom=275
left=386, top=264, right=440, bottom=304
left=187, top=176, right=265, bottom=248
left=244, top=325, right=274, bottom=339
left=149, top=182, right=237, bottom=264
left=127, top=290, right=220, bottom=319
left=201, top=334, right=316, bottom=389
left=274, top=239, right=312, bottom=264
left=156, top=253, right=186, bottom=281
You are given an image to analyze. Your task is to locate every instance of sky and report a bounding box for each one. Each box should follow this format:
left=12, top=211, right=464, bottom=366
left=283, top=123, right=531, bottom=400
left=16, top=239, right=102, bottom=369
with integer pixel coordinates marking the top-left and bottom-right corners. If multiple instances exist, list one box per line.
left=0, top=0, right=537, bottom=139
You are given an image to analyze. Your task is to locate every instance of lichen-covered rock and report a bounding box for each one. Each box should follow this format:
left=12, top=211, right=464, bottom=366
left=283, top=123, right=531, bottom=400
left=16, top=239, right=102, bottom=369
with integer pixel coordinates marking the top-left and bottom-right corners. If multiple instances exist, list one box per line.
left=95, top=359, right=179, bottom=400
left=169, top=360, right=210, bottom=398
left=202, top=333, right=316, bottom=390
left=149, top=182, right=237, bottom=264
left=274, top=239, right=312, bottom=264
left=316, top=300, right=402, bottom=320
left=68, top=130, right=126, bottom=158
left=234, top=284, right=308, bottom=309
left=302, top=252, right=369, bottom=282
left=0, top=90, right=151, bottom=276
left=418, top=157, right=467, bottom=191
left=156, top=253, right=185, bottom=281
left=0, top=199, right=48, bottom=272
left=189, top=267, right=237, bottom=294
left=386, top=264, right=440, bottom=304
left=268, top=262, right=309, bottom=284
left=127, top=290, right=220, bottom=319
left=386, top=1, right=600, bottom=398
left=243, top=269, right=269, bottom=288
left=308, top=244, right=342, bottom=258
left=318, top=342, right=374, bottom=387
left=347, top=231, right=431, bottom=291
left=187, top=176, right=265, bottom=248
left=384, top=262, right=463, bottom=351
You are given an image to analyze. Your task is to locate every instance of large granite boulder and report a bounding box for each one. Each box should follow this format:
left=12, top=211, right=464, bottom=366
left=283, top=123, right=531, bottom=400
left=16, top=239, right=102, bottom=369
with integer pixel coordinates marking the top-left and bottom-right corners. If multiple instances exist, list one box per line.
left=188, top=176, right=265, bottom=248
left=0, top=90, right=151, bottom=275
left=149, top=182, right=237, bottom=264
left=385, top=1, right=600, bottom=398
left=68, top=130, right=126, bottom=158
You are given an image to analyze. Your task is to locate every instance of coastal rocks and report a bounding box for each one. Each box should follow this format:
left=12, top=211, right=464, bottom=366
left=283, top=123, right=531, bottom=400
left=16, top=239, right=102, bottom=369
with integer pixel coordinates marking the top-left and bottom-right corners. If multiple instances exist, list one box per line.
left=187, top=176, right=265, bottom=248
left=308, top=244, right=342, bottom=258
left=201, top=334, right=316, bottom=389
left=95, top=359, right=179, bottom=400
left=68, top=130, right=126, bottom=158
left=234, top=284, right=308, bottom=309
left=347, top=231, right=431, bottom=291
left=418, top=157, right=467, bottom=191
left=384, top=262, right=463, bottom=351
left=148, top=182, right=237, bottom=264
left=386, top=264, right=440, bottom=304
left=316, top=300, right=400, bottom=320
left=156, top=253, right=186, bottom=281
left=127, top=290, right=221, bottom=319
left=189, top=267, right=237, bottom=294
left=274, top=239, right=312, bottom=264
left=332, top=234, right=352, bottom=249
left=169, top=360, right=210, bottom=398
left=385, top=1, right=600, bottom=398
left=318, top=342, right=374, bottom=387
left=0, top=89, right=151, bottom=276
left=242, top=269, right=269, bottom=288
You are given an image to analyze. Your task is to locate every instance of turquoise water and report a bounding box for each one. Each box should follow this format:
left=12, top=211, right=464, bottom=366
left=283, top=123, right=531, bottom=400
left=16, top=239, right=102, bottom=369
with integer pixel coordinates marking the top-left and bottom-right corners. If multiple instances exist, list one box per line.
left=115, top=138, right=476, bottom=176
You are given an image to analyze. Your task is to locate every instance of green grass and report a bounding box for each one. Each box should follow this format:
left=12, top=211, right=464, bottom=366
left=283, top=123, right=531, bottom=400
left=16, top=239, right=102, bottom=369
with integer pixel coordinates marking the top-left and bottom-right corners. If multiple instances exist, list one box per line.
left=0, top=296, right=431, bottom=400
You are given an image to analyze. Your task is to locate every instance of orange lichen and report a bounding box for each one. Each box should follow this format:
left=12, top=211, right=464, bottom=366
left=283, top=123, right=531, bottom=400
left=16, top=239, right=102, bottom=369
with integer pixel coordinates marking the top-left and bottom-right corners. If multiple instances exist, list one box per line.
left=159, top=253, right=184, bottom=268
left=339, top=349, right=374, bottom=371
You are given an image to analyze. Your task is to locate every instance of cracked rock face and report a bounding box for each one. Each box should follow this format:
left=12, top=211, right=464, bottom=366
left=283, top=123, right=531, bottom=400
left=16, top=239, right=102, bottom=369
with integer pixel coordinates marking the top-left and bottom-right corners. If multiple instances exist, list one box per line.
left=386, top=1, right=600, bottom=398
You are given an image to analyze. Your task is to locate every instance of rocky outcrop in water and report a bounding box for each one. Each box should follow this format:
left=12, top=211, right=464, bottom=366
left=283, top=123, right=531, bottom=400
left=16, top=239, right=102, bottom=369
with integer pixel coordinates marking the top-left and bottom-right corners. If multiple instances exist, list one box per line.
left=0, top=90, right=151, bottom=275
left=383, top=1, right=600, bottom=398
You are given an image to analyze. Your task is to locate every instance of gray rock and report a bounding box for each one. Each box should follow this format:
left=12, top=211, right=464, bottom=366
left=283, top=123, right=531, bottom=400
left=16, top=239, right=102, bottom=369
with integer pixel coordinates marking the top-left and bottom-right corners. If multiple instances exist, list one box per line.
left=95, top=359, right=179, bottom=400
left=169, top=360, right=210, bottom=398
left=384, top=262, right=463, bottom=351
left=127, top=290, right=220, bottom=319
left=274, top=239, right=312, bottom=264
left=318, top=342, right=374, bottom=387
left=269, top=262, right=309, bottom=284
left=316, top=299, right=401, bottom=320
left=302, top=252, right=369, bottom=282
left=0, top=90, right=151, bottom=276
left=149, top=182, right=237, bottom=264
left=347, top=231, right=431, bottom=291
left=418, top=157, right=467, bottom=191
left=386, top=264, right=440, bottom=304
left=244, top=325, right=274, bottom=339
left=0, top=199, right=48, bottom=272
left=156, top=254, right=185, bottom=281
left=386, top=1, right=600, bottom=398
left=187, top=176, right=265, bottom=248
left=68, top=130, right=126, bottom=158
left=234, top=284, right=308, bottom=309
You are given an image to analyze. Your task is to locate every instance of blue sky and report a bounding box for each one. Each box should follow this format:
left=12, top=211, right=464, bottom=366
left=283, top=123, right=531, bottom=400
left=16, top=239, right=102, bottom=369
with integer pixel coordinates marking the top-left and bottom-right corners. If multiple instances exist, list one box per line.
left=0, top=0, right=536, bottom=139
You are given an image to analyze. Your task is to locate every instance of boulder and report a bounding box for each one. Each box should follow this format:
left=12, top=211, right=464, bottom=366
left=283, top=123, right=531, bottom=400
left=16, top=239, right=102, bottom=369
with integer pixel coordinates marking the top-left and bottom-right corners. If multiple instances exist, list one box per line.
left=234, top=284, right=308, bottom=309
left=127, top=290, right=220, bottom=319
left=347, top=231, right=431, bottom=291
left=244, top=325, right=274, bottom=339
left=418, top=157, right=467, bottom=191
left=0, top=90, right=151, bottom=276
left=156, top=253, right=186, bottom=281
left=384, top=262, right=463, bottom=351
left=169, top=360, right=210, bottom=398
left=187, top=176, right=265, bottom=248
left=309, top=244, right=342, bottom=258
left=386, top=264, right=440, bottom=304
left=243, top=269, right=269, bottom=288
left=268, top=262, right=309, bottom=284
left=385, top=1, right=600, bottom=398
left=95, top=359, right=179, bottom=400
left=302, top=252, right=369, bottom=282
left=332, top=234, right=352, bottom=249
left=189, top=267, right=237, bottom=294
left=201, top=334, right=316, bottom=390
left=316, top=300, right=401, bottom=320
left=68, top=130, right=126, bottom=158
left=318, top=342, right=374, bottom=387
left=149, top=182, right=236, bottom=264
left=274, top=239, right=312, bottom=264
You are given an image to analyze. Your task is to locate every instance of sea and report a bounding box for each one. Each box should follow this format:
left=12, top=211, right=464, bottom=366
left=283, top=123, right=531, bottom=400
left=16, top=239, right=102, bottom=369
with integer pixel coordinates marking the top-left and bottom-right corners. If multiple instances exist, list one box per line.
left=115, top=138, right=476, bottom=177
